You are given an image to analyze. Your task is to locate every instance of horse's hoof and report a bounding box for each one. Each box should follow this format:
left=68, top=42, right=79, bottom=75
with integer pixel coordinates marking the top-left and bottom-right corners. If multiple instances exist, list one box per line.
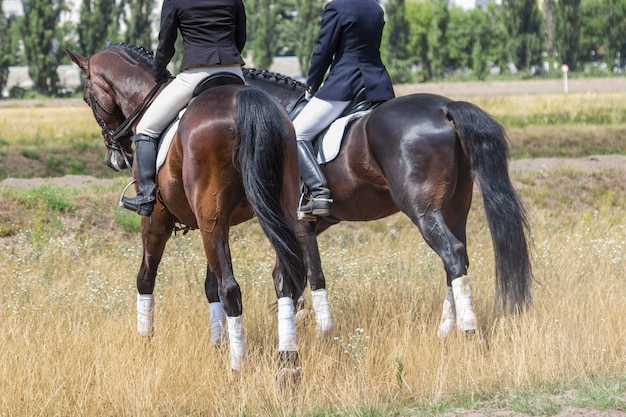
left=278, top=366, right=302, bottom=391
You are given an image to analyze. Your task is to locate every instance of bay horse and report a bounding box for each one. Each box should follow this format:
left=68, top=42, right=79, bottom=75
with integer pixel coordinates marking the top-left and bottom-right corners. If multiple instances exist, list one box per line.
left=241, top=68, right=533, bottom=337
left=65, top=44, right=307, bottom=375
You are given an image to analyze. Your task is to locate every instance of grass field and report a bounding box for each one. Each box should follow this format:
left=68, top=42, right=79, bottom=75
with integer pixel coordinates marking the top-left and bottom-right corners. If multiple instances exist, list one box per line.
left=0, top=89, right=625, bottom=416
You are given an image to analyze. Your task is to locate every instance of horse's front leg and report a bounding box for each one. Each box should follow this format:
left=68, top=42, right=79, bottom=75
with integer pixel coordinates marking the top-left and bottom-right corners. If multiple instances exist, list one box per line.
left=437, top=284, right=456, bottom=338
left=136, top=207, right=174, bottom=336
left=204, top=266, right=225, bottom=346
left=296, top=221, right=334, bottom=336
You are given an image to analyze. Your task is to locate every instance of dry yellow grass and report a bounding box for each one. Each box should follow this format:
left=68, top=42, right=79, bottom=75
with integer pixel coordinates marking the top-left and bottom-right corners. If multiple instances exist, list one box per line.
left=0, top=92, right=624, bottom=415
left=0, top=190, right=624, bottom=415
left=0, top=106, right=98, bottom=146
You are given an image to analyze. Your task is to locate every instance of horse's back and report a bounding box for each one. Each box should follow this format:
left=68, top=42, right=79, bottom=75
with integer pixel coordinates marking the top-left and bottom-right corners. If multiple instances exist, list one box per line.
left=368, top=94, right=456, bottom=141
left=319, top=93, right=466, bottom=223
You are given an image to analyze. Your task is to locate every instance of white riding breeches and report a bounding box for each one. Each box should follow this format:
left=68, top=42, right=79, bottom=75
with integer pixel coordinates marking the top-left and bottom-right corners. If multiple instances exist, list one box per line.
left=293, top=96, right=350, bottom=142
left=136, top=65, right=244, bottom=139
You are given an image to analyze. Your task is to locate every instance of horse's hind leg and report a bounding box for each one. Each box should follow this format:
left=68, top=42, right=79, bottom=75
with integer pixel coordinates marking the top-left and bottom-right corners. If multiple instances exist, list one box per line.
left=198, top=224, right=248, bottom=370
left=412, top=208, right=477, bottom=336
left=296, top=221, right=334, bottom=336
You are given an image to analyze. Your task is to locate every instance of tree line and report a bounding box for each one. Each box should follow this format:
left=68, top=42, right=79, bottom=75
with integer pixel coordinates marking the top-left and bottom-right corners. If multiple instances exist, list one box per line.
left=0, top=0, right=624, bottom=97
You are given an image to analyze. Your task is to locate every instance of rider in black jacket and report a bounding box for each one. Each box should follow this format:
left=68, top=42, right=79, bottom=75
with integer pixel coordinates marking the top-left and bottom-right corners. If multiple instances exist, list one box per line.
left=294, top=0, right=394, bottom=220
left=121, top=0, right=246, bottom=217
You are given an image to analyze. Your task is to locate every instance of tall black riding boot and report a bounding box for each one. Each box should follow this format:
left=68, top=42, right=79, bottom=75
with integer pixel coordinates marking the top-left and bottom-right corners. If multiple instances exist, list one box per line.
left=297, top=140, right=332, bottom=219
left=120, top=134, right=158, bottom=217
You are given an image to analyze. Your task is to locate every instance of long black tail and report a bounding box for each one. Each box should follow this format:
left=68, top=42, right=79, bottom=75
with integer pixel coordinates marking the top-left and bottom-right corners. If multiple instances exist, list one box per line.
left=444, top=101, right=533, bottom=314
left=235, top=88, right=306, bottom=297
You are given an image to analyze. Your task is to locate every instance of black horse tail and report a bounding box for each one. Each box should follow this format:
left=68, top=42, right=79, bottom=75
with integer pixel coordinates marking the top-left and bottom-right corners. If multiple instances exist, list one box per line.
left=444, top=100, right=533, bottom=314
left=235, top=88, right=306, bottom=296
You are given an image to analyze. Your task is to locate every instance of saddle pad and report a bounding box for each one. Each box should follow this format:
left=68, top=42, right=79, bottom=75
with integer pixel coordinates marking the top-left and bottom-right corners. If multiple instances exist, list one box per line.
left=156, top=108, right=187, bottom=172
left=317, top=110, right=370, bottom=164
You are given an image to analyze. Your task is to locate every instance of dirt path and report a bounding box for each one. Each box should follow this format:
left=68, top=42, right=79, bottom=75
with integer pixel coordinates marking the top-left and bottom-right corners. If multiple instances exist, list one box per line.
left=1, top=155, right=623, bottom=189
left=394, top=77, right=626, bottom=97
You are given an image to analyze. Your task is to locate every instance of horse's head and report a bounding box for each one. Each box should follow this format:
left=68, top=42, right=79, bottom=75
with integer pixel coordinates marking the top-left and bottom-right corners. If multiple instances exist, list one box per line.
left=66, top=43, right=162, bottom=172
left=65, top=48, right=134, bottom=171
left=243, top=68, right=306, bottom=116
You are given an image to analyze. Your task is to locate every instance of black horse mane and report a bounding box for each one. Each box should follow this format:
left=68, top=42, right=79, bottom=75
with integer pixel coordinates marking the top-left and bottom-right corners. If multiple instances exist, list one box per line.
left=100, top=42, right=300, bottom=89
left=243, top=68, right=304, bottom=91
left=101, top=40, right=173, bottom=78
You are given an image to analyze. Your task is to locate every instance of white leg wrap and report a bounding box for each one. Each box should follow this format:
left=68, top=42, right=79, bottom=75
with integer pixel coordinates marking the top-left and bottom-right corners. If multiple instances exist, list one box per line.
left=277, top=297, right=298, bottom=352
left=209, top=302, right=225, bottom=346
left=227, top=315, right=247, bottom=371
left=311, top=288, right=334, bottom=336
left=436, top=286, right=456, bottom=338
left=137, top=293, right=155, bottom=337
left=452, top=275, right=477, bottom=331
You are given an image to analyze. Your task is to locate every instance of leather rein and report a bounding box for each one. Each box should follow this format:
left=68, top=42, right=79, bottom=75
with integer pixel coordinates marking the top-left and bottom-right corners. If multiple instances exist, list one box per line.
left=84, top=58, right=164, bottom=170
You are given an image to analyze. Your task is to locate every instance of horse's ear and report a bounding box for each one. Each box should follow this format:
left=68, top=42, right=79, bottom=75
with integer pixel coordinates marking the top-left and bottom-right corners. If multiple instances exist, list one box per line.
left=64, top=49, right=89, bottom=73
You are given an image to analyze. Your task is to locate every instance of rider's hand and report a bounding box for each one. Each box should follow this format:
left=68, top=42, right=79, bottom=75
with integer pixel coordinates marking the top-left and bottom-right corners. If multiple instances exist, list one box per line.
left=153, top=68, right=169, bottom=83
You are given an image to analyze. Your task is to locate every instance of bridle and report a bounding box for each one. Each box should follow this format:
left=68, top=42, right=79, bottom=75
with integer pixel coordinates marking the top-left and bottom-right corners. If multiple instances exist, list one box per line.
left=84, top=58, right=164, bottom=170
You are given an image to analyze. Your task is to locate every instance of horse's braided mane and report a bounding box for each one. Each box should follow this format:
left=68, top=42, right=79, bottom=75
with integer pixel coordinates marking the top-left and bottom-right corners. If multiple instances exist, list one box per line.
left=101, top=40, right=173, bottom=78
left=99, top=42, right=297, bottom=87
left=243, top=68, right=304, bottom=90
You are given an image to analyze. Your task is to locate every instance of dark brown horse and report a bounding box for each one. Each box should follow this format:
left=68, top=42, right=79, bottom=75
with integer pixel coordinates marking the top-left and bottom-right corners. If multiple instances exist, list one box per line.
left=242, top=69, right=533, bottom=337
left=66, top=44, right=307, bottom=374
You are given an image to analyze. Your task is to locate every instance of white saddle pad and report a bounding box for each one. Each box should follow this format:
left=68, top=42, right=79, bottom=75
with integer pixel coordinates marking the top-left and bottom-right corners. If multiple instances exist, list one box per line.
left=156, top=108, right=186, bottom=172
left=157, top=108, right=369, bottom=170
left=317, top=110, right=370, bottom=164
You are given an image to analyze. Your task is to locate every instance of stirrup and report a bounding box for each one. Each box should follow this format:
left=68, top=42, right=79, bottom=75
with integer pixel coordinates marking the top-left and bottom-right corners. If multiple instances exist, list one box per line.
left=118, top=180, right=154, bottom=216
left=117, top=179, right=137, bottom=208
left=118, top=179, right=138, bottom=208
left=297, top=193, right=332, bottom=222
left=297, top=193, right=317, bottom=222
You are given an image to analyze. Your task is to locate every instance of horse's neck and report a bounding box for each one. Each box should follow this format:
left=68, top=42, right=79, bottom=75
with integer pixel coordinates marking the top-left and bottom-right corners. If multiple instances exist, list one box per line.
left=109, top=74, right=153, bottom=118
left=105, top=51, right=154, bottom=116
left=244, top=73, right=303, bottom=111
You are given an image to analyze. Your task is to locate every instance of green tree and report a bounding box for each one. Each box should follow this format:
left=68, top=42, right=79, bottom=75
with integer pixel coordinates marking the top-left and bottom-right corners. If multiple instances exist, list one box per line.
left=605, top=0, right=626, bottom=70
left=0, top=5, right=9, bottom=95
left=404, top=0, right=432, bottom=81
left=385, top=0, right=414, bottom=83
left=124, top=0, right=154, bottom=50
left=246, top=0, right=278, bottom=69
left=427, top=0, right=449, bottom=79
left=446, top=7, right=476, bottom=71
left=20, top=0, right=67, bottom=95
left=294, top=0, right=324, bottom=75
left=447, top=6, right=508, bottom=79
left=77, top=0, right=116, bottom=55
left=552, top=0, right=582, bottom=70
left=484, top=4, right=510, bottom=71
left=502, top=0, right=545, bottom=72
left=579, top=0, right=605, bottom=64
left=472, top=37, right=488, bottom=80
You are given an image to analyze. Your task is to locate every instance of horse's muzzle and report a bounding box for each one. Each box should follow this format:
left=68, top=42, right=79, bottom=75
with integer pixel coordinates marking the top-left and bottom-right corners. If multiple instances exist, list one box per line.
left=106, top=149, right=132, bottom=171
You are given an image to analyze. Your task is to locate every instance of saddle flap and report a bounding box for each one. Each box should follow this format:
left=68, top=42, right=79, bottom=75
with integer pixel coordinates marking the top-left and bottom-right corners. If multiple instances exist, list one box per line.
left=316, top=110, right=371, bottom=164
